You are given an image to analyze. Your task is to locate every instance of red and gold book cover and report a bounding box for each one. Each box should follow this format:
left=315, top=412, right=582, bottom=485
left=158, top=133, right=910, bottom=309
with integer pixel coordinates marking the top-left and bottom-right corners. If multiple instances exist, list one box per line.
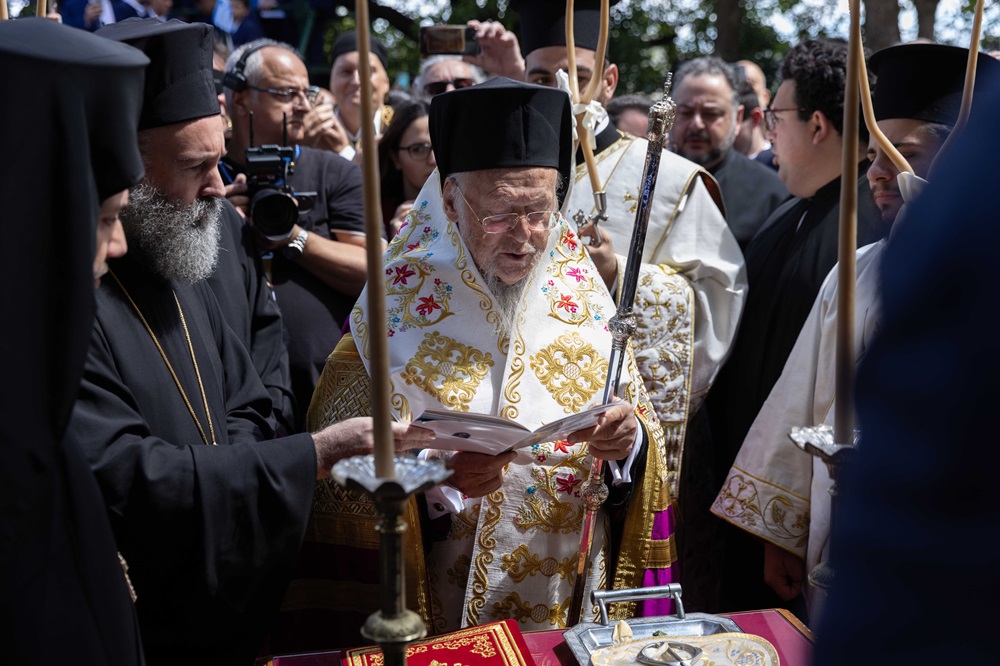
left=340, top=619, right=537, bottom=666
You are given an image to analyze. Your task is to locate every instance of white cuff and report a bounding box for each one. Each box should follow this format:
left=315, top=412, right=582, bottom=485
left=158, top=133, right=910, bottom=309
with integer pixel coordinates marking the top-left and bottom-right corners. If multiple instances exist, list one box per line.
left=606, top=421, right=643, bottom=486
left=339, top=145, right=357, bottom=161
left=418, top=449, right=464, bottom=517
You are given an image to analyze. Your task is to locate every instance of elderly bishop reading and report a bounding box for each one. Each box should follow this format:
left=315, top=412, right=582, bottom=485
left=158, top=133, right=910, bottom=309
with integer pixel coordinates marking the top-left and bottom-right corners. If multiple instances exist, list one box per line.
left=270, top=79, right=684, bottom=652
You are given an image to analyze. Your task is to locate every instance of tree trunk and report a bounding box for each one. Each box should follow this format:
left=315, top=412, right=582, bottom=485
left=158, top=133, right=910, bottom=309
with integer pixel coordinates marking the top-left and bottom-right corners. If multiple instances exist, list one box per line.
left=714, top=0, right=742, bottom=61
left=911, top=0, right=941, bottom=41
left=862, top=0, right=901, bottom=53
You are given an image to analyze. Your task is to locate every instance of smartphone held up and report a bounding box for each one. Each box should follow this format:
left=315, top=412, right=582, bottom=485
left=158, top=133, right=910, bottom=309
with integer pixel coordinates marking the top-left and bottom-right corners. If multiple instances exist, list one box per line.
left=419, top=25, right=481, bottom=56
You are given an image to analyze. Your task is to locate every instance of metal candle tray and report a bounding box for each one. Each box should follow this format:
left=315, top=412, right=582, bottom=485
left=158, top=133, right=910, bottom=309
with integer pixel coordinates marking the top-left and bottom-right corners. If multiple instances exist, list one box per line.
left=562, top=585, right=741, bottom=665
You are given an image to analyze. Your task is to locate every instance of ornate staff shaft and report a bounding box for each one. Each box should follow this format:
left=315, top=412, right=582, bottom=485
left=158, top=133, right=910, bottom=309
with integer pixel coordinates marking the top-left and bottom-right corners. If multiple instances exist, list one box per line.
left=567, top=76, right=676, bottom=626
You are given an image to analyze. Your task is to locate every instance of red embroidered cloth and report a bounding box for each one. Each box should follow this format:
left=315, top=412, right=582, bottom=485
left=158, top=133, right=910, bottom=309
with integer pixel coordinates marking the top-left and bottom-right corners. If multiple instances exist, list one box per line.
left=340, top=619, right=536, bottom=666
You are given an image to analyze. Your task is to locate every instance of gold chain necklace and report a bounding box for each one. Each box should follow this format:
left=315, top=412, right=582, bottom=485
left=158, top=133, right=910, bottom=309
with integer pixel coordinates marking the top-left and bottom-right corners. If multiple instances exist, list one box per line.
left=108, top=270, right=217, bottom=446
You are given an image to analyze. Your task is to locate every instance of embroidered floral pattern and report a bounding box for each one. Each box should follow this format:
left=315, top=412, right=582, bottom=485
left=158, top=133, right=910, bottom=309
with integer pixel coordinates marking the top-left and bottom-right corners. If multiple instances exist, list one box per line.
left=384, top=203, right=455, bottom=336
left=555, top=473, right=583, bottom=495
left=491, top=591, right=569, bottom=628
left=631, top=267, right=694, bottom=424
left=501, top=544, right=575, bottom=582
left=712, top=472, right=810, bottom=553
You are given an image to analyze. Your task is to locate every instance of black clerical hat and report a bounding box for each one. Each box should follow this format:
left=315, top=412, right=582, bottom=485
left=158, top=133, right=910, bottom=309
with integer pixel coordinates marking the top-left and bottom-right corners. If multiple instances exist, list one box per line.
left=430, top=77, right=572, bottom=204
left=330, top=31, right=389, bottom=70
left=97, top=18, right=219, bottom=131
left=513, top=0, right=620, bottom=56
left=869, top=43, right=1000, bottom=125
left=1, top=17, right=149, bottom=201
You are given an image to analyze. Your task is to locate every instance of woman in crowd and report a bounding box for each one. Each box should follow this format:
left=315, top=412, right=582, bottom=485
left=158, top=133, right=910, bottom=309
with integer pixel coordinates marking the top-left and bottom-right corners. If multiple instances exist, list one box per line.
left=377, top=100, right=436, bottom=239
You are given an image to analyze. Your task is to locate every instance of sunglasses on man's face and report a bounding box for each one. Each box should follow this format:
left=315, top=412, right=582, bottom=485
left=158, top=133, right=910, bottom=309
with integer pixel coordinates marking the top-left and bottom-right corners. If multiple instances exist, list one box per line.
left=423, top=78, right=476, bottom=96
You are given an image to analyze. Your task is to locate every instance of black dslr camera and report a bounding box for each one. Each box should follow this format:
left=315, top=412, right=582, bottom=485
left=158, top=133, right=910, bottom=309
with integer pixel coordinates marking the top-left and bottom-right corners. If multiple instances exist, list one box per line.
left=244, top=114, right=317, bottom=240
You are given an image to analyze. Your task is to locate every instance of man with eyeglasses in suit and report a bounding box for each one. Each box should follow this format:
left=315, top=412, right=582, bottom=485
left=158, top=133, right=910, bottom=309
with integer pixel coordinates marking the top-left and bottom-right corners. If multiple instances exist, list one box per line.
left=222, top=38, right=369, bottom=431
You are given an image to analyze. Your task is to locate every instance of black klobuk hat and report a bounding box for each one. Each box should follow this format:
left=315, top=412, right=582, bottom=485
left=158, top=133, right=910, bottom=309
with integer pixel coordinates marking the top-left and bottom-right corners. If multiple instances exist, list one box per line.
left=513, top=0, right=620, bottom=57
left=97, top=18, right=219, bottom=131
left=430, top=77, right=573, bottom=205
left=869, top=43, right=1000, bottom=125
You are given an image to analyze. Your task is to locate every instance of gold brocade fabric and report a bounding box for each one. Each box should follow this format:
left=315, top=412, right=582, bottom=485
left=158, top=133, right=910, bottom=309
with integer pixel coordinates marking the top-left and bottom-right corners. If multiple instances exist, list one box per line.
left=303, top=174, right=686, bottom=635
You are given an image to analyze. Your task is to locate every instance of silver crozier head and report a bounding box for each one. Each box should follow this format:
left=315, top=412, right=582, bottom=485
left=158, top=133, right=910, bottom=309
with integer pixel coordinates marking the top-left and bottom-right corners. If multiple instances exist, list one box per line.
left=645, top=73, right=677, bottom=150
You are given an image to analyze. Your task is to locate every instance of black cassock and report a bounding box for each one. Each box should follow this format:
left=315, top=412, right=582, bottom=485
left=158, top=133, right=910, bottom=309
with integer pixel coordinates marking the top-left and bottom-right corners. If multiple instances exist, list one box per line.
left=708, top=149, right=790, bottom=253
left=1, top=18, right=149, bottom=666
left=69, top=254, right=316, bottom=665
left=208, top=202, right=296, bottom=435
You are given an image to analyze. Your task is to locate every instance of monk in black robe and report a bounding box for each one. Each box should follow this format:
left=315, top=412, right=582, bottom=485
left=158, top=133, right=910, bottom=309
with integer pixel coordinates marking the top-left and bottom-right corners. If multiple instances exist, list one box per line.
left=0, top=18, right=148, bottom=665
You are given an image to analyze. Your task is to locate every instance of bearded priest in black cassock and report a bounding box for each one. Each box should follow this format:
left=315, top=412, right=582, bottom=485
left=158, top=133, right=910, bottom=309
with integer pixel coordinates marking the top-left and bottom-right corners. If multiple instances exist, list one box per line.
left=66, top=19, right=431, bottom=666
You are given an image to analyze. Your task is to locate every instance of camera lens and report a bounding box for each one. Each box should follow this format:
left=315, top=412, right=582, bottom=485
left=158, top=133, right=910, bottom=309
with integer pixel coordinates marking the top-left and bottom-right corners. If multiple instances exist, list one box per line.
left=250, top=188, right=299, bottom=240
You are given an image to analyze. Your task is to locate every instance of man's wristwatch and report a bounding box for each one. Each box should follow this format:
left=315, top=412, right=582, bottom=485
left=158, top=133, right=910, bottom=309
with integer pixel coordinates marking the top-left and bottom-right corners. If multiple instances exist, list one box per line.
left=282, top=229, right=309, bottom=260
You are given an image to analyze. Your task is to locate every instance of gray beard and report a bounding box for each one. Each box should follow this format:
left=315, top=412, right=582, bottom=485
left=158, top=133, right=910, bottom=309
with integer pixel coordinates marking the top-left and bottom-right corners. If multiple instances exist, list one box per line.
left=119, top=182, right=223, bottom=285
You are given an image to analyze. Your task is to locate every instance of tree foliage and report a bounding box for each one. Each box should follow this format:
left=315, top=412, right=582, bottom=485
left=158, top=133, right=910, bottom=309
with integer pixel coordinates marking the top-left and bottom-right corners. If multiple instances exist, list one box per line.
left=300, top=0, right=1000, bottom=95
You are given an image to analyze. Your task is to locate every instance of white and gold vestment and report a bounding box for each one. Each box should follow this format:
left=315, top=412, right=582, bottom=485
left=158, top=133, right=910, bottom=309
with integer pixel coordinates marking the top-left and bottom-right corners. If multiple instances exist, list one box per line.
left=302, top=177, right=689, bottom=634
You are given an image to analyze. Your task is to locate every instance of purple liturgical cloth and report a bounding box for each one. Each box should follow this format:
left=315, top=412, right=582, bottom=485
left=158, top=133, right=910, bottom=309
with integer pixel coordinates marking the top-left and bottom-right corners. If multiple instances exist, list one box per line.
left=640, top=505, right=677, bottom=616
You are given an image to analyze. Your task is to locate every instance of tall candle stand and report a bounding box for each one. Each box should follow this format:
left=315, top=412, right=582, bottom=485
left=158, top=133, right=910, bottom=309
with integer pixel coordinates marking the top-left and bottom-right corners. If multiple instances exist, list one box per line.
left=331, top=454, right=452, bottom=666
left=788, top=424, right=859, bottom=590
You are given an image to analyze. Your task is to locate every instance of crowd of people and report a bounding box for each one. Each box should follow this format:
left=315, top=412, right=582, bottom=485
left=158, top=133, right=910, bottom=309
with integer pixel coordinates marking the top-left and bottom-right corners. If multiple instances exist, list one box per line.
left=3, top=0, right=999, bottom=663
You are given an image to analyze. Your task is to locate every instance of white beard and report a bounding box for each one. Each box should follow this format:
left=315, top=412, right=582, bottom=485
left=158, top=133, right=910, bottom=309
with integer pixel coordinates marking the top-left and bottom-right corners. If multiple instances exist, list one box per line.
left=483, top=273, right=528, bottom=337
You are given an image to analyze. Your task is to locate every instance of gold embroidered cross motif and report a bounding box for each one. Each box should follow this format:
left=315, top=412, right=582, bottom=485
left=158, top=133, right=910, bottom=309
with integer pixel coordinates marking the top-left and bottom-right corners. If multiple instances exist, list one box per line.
left=530, top=332, right=608, bottom=413
left=492, top=592, right=571, bottom=627
left=401, top=332, right=493, bottom=410
left=501, top=544, right=576, bottom=582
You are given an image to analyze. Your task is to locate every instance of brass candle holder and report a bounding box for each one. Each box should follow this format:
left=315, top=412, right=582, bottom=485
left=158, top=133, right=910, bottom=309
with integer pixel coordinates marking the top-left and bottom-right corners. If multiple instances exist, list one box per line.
left=331, top=454, right=452, bottom=666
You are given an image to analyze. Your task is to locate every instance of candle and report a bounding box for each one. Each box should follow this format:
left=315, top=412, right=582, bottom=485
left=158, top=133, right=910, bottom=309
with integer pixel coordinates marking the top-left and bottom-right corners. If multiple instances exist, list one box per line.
left=834, top=0, right=861, bottom=445
left=356, top=0, right=395, bottom=479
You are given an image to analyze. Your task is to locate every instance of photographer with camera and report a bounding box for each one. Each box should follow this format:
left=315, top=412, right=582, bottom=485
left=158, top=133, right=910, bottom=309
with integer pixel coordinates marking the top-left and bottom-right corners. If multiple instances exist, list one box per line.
left=223, top=38, right=368, bottom=430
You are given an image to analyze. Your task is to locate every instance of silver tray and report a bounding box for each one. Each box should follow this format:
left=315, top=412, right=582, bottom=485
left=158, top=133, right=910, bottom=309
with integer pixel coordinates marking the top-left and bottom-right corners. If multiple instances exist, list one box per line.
left=563, top=585, right=742, bottom=665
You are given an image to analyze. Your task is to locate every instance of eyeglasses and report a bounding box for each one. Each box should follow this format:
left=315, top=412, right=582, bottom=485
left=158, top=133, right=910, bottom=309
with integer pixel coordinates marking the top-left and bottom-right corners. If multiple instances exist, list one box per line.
left=399, top=142, right=434, bottom=161
left=423, top=78, right=476, bottom=96
left=763, top=106, right=807, bottom=132
left=248, top=84, right=321, bottom=107
left=454, top=185, right=557, bottom=234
